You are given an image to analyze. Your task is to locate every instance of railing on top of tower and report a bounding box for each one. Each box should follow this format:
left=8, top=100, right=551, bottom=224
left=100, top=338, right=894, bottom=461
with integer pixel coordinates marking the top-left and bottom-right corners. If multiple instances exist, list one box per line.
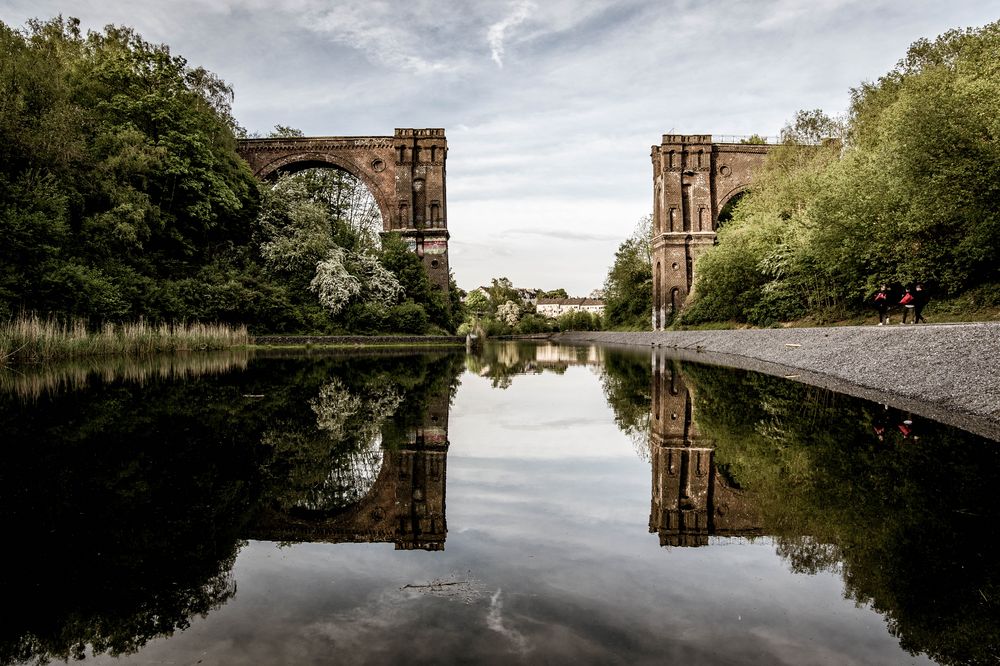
left=712, top=134, right=780, bottom=144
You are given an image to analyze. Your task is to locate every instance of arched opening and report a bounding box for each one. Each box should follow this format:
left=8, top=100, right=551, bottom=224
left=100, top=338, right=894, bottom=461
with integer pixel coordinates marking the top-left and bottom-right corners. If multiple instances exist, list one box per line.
left=716, top=190, right=747, bottom=231
left=264, top=165, right=385, bottom=251
left=257, top=153, right=391, bottom=231
left=655, top=261, right=662, bottom=329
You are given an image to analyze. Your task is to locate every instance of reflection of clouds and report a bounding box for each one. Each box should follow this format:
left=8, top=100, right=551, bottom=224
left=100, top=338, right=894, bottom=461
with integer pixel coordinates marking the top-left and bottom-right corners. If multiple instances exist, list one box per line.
left=487, top=588, right=529, bottom=654
left=299, top=587, right=406, bottom=658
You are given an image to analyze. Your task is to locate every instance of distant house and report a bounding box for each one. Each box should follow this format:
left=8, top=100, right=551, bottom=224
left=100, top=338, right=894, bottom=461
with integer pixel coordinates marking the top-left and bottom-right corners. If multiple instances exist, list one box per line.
left=463, top=287, right=491, bottom=302
left=535, top=297, right=605, bottom=318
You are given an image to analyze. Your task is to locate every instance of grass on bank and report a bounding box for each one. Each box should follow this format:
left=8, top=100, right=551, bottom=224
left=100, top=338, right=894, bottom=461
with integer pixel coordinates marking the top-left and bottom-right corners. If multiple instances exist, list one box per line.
left=0, top=315, right=249, bottom=367
left=667, top=299, right=1000, bottom=331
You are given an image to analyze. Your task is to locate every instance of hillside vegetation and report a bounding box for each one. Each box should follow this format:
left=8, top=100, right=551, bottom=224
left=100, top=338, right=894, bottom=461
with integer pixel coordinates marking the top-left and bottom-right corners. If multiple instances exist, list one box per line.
left=679, top=22, right=1000, bottom=327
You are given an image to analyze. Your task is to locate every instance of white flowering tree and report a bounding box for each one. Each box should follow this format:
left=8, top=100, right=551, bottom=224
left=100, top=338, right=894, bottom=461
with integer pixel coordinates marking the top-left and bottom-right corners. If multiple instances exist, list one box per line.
left=309, top=247, right=362, bottom=316
left=496, top=299, right=522, bottom=327
left=308, top=248, right=404, bottom=317
left=257, top=172, right=405, bottom=322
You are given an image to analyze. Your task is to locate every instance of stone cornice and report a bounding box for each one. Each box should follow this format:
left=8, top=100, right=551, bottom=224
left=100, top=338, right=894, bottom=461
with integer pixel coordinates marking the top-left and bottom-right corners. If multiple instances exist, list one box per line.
left=237, top=137, right=396, bottom=151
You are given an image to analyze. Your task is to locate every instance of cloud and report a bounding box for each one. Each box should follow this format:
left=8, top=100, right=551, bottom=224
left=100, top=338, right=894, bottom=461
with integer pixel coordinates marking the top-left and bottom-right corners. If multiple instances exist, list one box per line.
left=487, top=0, right=535, bottom=67
left=302, top=2, right=461, bottom=75
left=506, top=228, right=622, bottom=242
left=486, top=588, right=530, bottom=653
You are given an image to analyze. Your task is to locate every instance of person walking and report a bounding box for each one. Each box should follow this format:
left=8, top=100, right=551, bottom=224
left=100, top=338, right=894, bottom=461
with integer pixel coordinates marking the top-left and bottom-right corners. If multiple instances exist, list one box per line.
left=913, top=283, right=929, bottom=324
left=899, top=286, right=916, bottom=324
left=873, top=284, right=890, bottom=325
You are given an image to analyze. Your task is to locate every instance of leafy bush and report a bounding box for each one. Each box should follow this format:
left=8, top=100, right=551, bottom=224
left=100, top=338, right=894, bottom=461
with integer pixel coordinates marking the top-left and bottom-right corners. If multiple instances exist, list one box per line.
left=388, top=302, right=429, bottom=334
left=556, top=311, right=602, bottom=331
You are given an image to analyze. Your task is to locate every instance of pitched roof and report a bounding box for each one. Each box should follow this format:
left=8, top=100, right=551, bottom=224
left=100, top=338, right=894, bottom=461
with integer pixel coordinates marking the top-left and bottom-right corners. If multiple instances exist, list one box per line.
left=536, top=298, right=604, bottom=306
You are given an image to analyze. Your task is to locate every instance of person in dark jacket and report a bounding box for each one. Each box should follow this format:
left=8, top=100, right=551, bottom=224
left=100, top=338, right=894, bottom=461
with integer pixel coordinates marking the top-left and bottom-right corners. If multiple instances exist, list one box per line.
left=873, top=284, right=890, bottom=325
left=913, top=283, right=929, bottom=324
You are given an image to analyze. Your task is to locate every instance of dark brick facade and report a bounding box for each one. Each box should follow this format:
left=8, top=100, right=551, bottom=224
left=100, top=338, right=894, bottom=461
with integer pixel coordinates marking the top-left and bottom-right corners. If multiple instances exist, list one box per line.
left=650, top=135, right=771, bottom=328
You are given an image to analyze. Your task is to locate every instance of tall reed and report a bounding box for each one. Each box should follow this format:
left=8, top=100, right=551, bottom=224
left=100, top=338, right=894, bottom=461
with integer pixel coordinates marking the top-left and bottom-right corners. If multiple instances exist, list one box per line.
left=0, top=350, right=252, bottom=400
left=0, top=315, right=250, bottom=367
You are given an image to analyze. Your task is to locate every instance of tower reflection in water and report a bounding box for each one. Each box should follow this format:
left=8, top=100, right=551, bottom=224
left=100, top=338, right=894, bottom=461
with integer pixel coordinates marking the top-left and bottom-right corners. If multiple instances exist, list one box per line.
left=648, top=353, right=761, bottom=546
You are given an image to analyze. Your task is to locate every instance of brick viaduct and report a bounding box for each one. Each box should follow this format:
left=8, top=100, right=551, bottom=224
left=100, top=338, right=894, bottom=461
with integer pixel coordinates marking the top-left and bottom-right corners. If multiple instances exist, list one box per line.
left=651, top=135, right=772, bottom=329
left=236, top=129, right=450, bottom=294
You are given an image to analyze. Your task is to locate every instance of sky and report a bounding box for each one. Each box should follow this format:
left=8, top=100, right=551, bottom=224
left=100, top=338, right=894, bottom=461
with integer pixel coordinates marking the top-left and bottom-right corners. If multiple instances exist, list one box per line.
left=0, top=1, right=997, bottom=295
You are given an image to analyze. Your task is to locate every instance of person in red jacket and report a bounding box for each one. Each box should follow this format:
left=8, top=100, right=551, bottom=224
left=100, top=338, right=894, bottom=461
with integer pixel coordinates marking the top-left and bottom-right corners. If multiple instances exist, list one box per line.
left=899, top=287, right=916, bottom=324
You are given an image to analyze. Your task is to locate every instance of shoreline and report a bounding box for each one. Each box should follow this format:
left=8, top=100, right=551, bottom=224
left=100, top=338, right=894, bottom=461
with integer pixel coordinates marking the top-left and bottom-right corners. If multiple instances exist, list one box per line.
left=553, top=323, right=1000, bottom=442
left=252, top=335, right=464, bottom=347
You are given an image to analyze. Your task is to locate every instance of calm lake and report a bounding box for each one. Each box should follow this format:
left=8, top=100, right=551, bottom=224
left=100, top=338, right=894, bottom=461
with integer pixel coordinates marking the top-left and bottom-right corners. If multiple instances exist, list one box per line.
left=2, top=342, right=997, bottom=665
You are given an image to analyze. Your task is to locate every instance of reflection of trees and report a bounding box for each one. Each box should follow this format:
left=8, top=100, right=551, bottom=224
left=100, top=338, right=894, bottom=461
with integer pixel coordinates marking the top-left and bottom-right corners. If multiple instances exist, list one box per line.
left=0, top=377, right=257, bottom=665
left=0, top=350, right=251, bottom=400
left=262, top=377, right=403, bottom=512
left=599, top=349, right=1000, bottom=665
left=598, top=351, right=652, bottom=461
left=683, top=361, right=1000, bottom=666
left=466, top=342, right=599, bottom=389
left=0, top=351, right=463, bottom=665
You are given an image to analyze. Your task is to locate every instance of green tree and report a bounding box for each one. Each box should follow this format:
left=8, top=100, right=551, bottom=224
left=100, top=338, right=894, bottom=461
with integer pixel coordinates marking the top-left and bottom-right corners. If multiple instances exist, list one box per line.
left=603, top=215, right=652, bottom=329
left=0, top=17, right=259, bottom=322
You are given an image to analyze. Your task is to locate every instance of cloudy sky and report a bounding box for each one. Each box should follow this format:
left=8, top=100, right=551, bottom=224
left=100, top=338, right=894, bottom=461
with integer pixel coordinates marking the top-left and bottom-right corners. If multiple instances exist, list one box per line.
left=1, top=1, right=996, bottom=294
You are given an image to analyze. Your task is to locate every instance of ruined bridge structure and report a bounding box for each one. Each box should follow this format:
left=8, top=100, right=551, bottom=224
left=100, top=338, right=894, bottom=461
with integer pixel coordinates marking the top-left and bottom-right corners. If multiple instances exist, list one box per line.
left=651, top=135, right=773, bottom=329
left=236, top=128, right=450, bottom=294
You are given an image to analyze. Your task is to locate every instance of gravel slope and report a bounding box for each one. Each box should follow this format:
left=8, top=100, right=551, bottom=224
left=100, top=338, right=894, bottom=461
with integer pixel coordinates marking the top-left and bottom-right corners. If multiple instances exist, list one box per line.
left=555, top=323, right=1000, bottom=441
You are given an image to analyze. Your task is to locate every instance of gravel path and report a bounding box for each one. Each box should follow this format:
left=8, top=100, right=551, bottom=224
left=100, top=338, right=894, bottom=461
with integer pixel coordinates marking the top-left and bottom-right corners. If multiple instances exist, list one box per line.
left=554, top=323, right=1000, bottom=441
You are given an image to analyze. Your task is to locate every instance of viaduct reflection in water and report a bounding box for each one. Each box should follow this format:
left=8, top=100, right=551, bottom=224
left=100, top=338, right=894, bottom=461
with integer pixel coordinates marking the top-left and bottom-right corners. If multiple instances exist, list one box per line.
left=248, top=387, right=451, bottom=551
left=261, top=342, right=602, bottom=551
left=649, top=353, right=761, bottom=546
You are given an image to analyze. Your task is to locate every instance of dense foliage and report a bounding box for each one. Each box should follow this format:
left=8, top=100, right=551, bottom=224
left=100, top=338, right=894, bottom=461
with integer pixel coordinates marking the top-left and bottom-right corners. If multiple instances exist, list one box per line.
left=0, top=17, right=259, bottom=323
left=0, top=18, right=455, bottom=334
left=682, top=22, right=1000, bottom=326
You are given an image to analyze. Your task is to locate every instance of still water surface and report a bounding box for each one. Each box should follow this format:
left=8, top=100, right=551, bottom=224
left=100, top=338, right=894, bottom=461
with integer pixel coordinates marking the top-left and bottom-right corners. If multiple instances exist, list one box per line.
left=2, top=343, right=997, bottom=665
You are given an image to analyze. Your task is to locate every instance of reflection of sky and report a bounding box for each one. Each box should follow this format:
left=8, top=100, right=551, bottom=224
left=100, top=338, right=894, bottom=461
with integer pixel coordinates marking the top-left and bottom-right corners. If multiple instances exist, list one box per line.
left=89, top=365, right=932, bottom=665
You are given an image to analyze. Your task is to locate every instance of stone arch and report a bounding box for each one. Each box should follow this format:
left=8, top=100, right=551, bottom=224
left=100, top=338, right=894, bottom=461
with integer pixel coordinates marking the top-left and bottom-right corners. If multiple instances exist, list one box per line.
left=255, top=152, right=394, bottom=230
left=236, top=129, right=451, bottom=294
left=247, top=440, right=447, bottom=549
left=716, top=186, right=750, bottom=230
